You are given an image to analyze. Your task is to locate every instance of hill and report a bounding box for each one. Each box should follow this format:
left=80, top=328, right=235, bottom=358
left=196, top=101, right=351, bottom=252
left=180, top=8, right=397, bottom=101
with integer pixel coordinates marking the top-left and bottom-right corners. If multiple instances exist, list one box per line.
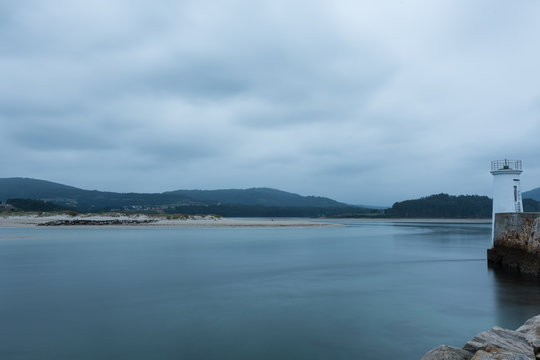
left=523, top=187, right=540, bottom=201
left=6, top=198, right=76, bottom=212
left=523, top=198, right=540, bottom=212
left=0, top=178, right=190, bottom=211
left=387, top=193, right=540, bottom=218
left=0, top=178, right=353, bottom=214
left=165, top=187, right=343, bottom=207
left=386, top=193, right=492, bottom=218
left=0, top=177, right=86, bottom=199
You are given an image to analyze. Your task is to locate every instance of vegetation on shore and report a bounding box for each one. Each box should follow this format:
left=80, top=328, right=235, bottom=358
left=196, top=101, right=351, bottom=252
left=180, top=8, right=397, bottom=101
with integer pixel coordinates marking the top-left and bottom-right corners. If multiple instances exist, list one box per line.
left=385, top=193, right=492, bottom=218
left=331, top=194, right=540, bottom=219
left=0, top=209, right=223, bottom=221
left=2, top=177, right=540, bottom=218
left=162, top=204, right=374, bottom=218
left=523, top=198, right=540, bottom=212
left=0, top=178, right=348, bottom=212
left=5, top=198, right=77, bottom=213
left=3, top=194, right=540, bottom=219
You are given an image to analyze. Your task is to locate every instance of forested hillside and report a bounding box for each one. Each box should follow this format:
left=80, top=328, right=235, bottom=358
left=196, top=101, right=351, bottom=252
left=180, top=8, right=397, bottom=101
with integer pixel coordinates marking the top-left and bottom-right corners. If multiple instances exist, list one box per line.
left=0, top=177, right=358, bottom=215
left=523, top=187, right=540, bottom=201
left=523, top=198, right=540, bottom=212
left=3, top=177, right=540, bottom=218
left=387, top=194, right=492, bottom=218
left=6, top=198, right=75, bottom=212
left=387, top=193, right=540, bottom=218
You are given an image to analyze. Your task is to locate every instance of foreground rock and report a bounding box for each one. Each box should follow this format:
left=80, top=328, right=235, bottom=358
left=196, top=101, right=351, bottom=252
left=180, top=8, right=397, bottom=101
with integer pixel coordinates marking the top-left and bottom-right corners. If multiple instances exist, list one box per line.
left=470, top=350, right=531, bottom=359
left=421, top=345, right=473, bottom=360
left=422, top=315, right=540, bottom=359
left=517, top=315, right=540, bottom=355
left=463, top=327, right=535, bottom=358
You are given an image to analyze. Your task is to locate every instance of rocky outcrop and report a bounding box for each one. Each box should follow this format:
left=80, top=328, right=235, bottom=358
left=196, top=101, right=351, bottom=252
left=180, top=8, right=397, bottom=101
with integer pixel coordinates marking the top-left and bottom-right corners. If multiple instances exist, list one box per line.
left=421, top=345, right=473, bottom=360
left=487, top=245, right=540, bottom=277
left=517, top=315, right=540, bottom=356
left=463, top=327, right=534, bottom=358
left=422, top=315, right=540, bottom=359
left=470, top=350, right=531, bottom=359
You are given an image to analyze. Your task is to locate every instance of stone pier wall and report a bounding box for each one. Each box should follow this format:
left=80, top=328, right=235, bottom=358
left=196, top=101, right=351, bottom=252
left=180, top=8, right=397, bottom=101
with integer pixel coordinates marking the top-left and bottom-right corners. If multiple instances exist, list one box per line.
left=488, top=212, right=540, bottom=277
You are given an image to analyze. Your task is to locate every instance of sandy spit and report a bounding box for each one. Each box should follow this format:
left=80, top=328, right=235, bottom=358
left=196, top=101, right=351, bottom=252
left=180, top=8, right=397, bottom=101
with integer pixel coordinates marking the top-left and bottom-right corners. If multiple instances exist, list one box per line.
left=0, top=214, right=492, bottom=228
left=0, top=214, right=337, bottom=228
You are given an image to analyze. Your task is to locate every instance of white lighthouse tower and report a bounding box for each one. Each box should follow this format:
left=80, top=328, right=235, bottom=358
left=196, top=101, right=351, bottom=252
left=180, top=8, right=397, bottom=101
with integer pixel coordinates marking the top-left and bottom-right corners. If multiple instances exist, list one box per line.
left=490, top=159, right=523, bottom=243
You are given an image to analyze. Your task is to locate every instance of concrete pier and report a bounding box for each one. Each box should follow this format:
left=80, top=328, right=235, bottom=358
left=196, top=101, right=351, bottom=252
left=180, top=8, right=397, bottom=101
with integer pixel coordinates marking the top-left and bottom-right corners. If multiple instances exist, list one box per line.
left=488, top=212, right=540, bottom=277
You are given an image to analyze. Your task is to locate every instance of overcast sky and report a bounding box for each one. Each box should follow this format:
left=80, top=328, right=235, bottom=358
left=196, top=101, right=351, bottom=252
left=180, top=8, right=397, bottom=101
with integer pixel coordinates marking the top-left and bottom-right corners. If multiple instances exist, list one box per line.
left=1, top=0, right=539, bottom=206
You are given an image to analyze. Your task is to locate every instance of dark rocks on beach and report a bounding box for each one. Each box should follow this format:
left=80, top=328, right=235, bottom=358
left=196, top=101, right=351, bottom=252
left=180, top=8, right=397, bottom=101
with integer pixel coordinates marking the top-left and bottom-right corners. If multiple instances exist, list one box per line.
left=422, top=315, right=540, bottom=359
left=37, top=219, right=157, bottom=226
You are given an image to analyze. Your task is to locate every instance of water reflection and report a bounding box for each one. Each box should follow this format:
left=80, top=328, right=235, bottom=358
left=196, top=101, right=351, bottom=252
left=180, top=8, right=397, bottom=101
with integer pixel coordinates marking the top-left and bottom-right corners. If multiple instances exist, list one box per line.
left=1, top=223, right=539, bottom=360
left=489, top=265, right=540, bottom=329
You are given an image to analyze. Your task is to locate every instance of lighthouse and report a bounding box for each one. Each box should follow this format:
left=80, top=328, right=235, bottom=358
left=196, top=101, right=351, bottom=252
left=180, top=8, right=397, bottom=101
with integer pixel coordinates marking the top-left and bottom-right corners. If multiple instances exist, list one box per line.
left=490, top=159, right=523, bottom=243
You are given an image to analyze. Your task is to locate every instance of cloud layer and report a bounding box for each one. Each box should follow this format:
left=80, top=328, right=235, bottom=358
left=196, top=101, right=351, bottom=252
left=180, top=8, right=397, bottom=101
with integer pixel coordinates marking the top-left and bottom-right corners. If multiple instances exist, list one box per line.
left=1, top=0, right=540, bottom=205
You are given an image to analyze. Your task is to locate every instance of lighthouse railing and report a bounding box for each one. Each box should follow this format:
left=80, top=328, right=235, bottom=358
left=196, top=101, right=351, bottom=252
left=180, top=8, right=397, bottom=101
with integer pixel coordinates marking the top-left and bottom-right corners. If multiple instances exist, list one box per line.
left=490, top=160, right=522, bottom=171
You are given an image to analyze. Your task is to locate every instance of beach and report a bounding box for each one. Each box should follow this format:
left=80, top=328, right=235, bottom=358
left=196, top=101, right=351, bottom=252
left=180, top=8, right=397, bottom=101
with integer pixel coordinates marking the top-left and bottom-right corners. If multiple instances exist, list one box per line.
left=0, top=213, right=492, bottom=228
left=0, top=213, right=337, bottom=228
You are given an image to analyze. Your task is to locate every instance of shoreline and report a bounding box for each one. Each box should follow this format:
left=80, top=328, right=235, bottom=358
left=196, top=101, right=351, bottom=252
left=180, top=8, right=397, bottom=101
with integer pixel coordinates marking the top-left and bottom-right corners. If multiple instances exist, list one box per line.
left=0, top=214, right=491, bottom=228
left=0, top=214, right=337, bottom=228
left=339, top=218, right=491, bottom=224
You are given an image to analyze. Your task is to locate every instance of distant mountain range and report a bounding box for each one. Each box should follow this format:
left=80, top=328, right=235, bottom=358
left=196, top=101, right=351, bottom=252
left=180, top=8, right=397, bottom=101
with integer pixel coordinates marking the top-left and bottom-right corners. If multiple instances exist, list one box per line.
left=0, top=177, right=351, bottom=213
left=2, top=177, right=539, bottom=217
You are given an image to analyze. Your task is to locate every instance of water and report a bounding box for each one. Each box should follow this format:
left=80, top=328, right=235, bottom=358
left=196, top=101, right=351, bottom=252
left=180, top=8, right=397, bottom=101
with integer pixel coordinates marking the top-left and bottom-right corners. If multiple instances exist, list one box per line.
left=1, top=221, right=540, bottom=360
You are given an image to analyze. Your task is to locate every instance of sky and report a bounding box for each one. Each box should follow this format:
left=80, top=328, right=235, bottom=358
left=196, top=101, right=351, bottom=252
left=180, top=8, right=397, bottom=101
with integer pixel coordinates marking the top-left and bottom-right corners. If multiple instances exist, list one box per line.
left=1, top=0, right=540, bottom=206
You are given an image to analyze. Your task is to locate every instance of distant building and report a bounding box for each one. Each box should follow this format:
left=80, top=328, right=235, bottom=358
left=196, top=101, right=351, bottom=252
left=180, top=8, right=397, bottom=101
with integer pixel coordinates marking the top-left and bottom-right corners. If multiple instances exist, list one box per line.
left=0, top=203, right=15, bottom=211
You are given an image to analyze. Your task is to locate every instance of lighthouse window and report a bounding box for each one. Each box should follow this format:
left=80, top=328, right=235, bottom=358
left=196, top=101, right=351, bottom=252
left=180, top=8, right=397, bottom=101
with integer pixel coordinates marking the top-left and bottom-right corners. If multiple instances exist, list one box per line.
left=514, top=186, right=517, bottom=202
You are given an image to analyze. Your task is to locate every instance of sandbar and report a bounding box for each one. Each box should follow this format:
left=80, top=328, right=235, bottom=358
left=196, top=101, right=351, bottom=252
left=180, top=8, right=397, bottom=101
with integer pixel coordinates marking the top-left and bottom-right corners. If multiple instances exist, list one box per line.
left=0, top=214, right=336, bottom=228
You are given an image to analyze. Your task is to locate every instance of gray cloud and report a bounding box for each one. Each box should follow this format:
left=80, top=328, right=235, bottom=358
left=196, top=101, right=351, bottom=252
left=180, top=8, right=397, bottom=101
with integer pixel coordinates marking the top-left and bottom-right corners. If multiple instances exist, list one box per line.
left=1, top=0, right=540, bottom=205
left=142, top=61, right=250, bottom=99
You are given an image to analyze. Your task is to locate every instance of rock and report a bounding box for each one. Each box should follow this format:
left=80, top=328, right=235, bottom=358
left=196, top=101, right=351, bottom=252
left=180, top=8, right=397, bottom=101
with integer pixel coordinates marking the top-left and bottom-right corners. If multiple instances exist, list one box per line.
left=423, top=315, right=540, bottom=359
left=516, top=315, right=540, bottom=355
left=488, top=245, right=540, bottom=277
left=421, top=345, right=473, bottom=360
left=471, top=349, right=532, bottom=359
left=37, top=219, right=157, bottom=226
left=463, top=327, right=535, bottom=359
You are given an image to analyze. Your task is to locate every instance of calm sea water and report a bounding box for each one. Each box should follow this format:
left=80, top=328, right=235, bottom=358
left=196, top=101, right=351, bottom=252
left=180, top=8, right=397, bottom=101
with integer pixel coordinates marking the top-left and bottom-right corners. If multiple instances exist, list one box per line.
left=1, top=220, right=540, bottom=360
